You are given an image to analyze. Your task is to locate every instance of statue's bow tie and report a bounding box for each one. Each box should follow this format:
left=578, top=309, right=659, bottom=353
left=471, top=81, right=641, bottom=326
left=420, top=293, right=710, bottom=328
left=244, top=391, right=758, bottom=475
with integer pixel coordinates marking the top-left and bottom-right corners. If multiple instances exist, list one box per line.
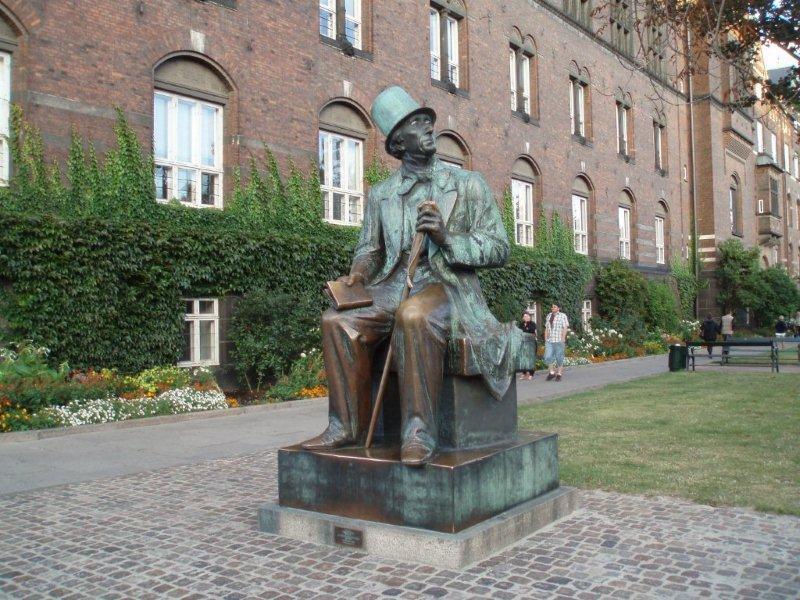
left=399, top=170, right=433, bottom=195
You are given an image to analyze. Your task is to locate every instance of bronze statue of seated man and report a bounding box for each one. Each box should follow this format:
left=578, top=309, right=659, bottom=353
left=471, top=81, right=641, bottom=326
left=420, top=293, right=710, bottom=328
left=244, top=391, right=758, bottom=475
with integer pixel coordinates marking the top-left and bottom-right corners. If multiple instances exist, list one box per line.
left=302, top=86, right=532, bottom=467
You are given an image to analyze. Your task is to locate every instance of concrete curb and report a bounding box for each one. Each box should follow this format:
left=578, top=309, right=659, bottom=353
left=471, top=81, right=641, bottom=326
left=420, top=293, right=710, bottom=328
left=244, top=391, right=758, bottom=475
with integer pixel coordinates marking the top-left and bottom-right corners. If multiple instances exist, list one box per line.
left=0, top=396, right=327, bottom=445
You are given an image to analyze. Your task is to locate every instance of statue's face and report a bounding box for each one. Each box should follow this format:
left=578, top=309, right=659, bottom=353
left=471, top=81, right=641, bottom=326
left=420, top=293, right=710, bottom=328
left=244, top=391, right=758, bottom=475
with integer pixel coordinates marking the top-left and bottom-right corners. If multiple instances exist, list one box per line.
left=392, top=113, right=436, bottom=158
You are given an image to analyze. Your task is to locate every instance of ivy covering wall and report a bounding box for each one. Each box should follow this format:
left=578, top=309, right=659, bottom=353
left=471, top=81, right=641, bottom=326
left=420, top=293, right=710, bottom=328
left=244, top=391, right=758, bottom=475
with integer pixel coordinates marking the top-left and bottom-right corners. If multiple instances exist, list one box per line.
left=0, top=110, right=593, bottom=376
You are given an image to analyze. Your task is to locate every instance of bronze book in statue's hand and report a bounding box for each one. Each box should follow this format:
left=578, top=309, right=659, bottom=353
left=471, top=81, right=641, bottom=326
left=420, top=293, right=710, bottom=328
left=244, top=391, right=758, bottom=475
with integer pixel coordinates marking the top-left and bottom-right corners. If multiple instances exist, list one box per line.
left=325, top=280, right=373, bottom=311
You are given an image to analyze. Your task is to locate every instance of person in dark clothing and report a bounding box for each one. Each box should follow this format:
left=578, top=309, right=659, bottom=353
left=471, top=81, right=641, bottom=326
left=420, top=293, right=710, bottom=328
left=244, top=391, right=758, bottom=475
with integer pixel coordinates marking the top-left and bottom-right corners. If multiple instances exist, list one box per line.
left=700, top=314, right=720, bottom=357
left=519, top=312, right=537, bottom=380
left=775, top=316, right=788, bottom=349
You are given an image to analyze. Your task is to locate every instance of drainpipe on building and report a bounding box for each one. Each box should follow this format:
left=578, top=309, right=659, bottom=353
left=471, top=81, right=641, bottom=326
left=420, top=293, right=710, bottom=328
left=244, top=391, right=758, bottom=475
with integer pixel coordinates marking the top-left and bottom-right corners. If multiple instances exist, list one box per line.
left=686, top=27, right=700, bottom=318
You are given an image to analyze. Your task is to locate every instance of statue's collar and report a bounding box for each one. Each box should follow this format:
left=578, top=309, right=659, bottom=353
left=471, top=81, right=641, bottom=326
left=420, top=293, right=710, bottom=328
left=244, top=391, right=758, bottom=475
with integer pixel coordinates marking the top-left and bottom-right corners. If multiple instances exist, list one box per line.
left=397, top=158, right=451, bottom=195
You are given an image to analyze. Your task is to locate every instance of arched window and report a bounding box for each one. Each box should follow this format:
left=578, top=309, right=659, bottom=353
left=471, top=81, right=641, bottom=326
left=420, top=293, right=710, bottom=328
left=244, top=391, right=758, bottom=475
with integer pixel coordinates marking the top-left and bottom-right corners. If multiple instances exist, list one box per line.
left=0, top=13, right=19, bottom=185
left=509, top=30, right=538, bottom=120
left=655, top=200, right=669, bottom=265
left=153, top=55, right=232, bottom=208
left=653, top=110, right=667, bottom=174
left=569, top=63, right=592, bottom=141
left=430, top=0, right=467, bottom=91
left=618, top=190, right=635, bottom=260
left=614, top=89, right=633, bottom=159
left=318, top=100, right=371, bottom=225
left=571, top=176, right=592, bottom=255
left=729, top=174, right=742, bottom=236
left=511, top=157, right=538, bottom=247
left=436, top=131, right=470, bottom=168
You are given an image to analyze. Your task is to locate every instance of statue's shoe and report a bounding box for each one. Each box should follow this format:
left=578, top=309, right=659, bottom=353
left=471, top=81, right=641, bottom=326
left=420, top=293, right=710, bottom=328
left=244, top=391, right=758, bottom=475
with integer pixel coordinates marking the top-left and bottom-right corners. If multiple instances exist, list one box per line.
left=301, top=428, right=355, bottom=450
left=400, top=441, right=435, bottom=467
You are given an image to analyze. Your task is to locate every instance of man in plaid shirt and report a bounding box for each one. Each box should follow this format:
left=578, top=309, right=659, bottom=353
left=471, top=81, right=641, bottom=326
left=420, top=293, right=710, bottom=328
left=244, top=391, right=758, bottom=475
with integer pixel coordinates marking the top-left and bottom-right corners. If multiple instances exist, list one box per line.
left=544, top=303, right=569, bottom=381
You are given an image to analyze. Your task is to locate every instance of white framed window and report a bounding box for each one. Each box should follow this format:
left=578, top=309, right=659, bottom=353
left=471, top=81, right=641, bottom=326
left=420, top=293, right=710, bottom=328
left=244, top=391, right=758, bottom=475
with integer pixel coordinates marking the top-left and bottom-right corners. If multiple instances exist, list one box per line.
left=319, top=0, right=361, bottom=49
left=343, top=0, right=362, bottom=48
left=769, top=132, right=777, bottom=161
left=581, top=299, right=592, bottom=330
left=510, top=49, right=531, bottom=114
left=0, top=52, right=9, bottom=185
left=758, top=198, right=764, bottom=215
left=783, top=143, right=790, bottom=172
left=616, top=102, right=629, bottom=155
left=794, top=154, right=799, bottom=179
left=655, top=216, right=665, bottom=264
left=153, top=91, right=223, bottom=208
left=319, top=130, right=363, bottom=225
left=429, top=8, right=440, bottom=80
left=319, top=0, right=336, bottom=39
left=772, top=245, right=778, bottom=265
left=572, top=194, right=588, bottom=254
left=756, top=121, right=764, bottom=153
left=653, top=121, right=664, bottom=170
left=180, top=298, right=219, bottom=367
left=618, top=206, right=631, bottom=259
left=570, top=79, right=585, bottom=136
left=446, top=15, right=459, bottom=86
left=509, top=48, right=517, bottom=111
left=512, top=178, right=534, bottom=247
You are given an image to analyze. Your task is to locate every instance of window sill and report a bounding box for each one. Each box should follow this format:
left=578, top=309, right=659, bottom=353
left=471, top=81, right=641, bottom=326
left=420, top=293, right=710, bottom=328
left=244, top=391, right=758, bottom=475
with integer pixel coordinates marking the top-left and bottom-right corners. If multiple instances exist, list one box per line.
left=319, top=35, right=373, bottom=61
left=430, top=78, right=469, bottom=98
left=195, top=0, right=236, bottom=9
left=617, top=152, right=635, bottom=164
left=571, top=134, right=592, bottom=148
left=324, top=218, right=362, bottom=228
left=511, top=110, right=539, bottom=126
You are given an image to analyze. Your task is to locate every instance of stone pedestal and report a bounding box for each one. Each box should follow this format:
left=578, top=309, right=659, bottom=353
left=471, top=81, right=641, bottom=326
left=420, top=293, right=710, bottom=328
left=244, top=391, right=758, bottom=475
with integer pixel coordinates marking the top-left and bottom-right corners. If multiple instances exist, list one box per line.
left=276, top=431, right=558, bottom=533
left=260, top=486, right=578, bottom=569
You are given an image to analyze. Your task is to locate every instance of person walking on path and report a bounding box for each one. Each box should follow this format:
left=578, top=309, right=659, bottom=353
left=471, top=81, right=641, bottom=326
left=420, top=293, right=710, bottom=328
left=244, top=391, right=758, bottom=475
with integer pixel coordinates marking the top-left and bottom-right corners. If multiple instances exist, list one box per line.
left=700, top=314, right=720, bottom=358
left=519, top=312, right=537, bottom=380
left=544, top=303, right=569, bottom=381
left=721, top=310, right=734, bottom=362
left=775, top=316, right=788, bottom=349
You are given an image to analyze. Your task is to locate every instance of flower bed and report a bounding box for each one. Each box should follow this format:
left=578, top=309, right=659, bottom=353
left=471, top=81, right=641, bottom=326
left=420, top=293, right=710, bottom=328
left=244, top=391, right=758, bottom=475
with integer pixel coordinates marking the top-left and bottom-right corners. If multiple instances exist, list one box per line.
left=40, top=388, right=227, bottom=428
left=0, top=342, right=226, bottom=432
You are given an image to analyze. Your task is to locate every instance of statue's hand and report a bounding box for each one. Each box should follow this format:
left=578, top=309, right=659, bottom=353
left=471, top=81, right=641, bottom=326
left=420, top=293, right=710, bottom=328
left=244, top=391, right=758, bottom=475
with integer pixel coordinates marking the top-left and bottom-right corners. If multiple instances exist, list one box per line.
left=416, top=203, right=448, bottom=246
left=337, top=272, right=365, bottom=287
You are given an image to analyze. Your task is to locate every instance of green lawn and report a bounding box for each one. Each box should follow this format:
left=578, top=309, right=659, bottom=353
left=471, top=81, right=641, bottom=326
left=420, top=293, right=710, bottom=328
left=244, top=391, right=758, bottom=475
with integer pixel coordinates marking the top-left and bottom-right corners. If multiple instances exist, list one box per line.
left=519, top=372, right=800, bottom=515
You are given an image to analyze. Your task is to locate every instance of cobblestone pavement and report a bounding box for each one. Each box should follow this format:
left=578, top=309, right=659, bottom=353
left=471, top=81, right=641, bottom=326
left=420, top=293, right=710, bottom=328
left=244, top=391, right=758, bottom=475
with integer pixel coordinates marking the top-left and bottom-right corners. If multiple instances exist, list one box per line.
left=2, top=451, right=798, bottom=600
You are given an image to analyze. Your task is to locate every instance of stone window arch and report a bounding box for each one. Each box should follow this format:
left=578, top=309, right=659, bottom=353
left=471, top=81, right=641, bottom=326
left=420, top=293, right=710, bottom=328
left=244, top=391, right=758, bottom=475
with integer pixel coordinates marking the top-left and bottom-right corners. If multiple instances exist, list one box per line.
left=318, top=99, right=372, bottom=226
left=571, top=175, right=593, bottom=255
left=511, top=156, right=540, bottom=247
left=436, top=130, right=470, bottom=168
left=153, top=55, right=234, bottom=209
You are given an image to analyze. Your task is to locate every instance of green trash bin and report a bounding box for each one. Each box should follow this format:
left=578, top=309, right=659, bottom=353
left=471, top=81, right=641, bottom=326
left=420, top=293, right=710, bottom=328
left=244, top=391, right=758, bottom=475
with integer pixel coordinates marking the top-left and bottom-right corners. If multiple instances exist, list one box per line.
left=668, top=344, right=687, bottom=371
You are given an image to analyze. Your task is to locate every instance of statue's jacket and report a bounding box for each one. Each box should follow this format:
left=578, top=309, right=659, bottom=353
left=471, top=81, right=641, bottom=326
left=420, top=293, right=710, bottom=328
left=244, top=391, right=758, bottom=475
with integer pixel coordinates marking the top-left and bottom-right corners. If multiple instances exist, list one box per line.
left=352, top=159, right=535, bottom=401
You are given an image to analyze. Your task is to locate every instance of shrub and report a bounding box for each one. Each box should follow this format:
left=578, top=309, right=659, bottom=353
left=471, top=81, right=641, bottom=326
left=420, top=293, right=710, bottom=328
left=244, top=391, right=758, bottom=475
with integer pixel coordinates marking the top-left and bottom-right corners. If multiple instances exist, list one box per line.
left=266, top=350, right=326, bottom=402
left=229, top=290, right=323, bottom=392
left=670, top=257, right=705, bottom=318
left=645, top=280, right=680, bottom=333
left=595, top=260, right=648, bottom=324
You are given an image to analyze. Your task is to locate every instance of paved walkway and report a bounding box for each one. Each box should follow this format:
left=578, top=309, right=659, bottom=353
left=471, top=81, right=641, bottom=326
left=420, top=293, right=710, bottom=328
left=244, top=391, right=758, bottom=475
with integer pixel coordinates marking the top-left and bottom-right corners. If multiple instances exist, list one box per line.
left=1, top=450, right=798, bottom=599
left=0, top=355, right=666, bottom=496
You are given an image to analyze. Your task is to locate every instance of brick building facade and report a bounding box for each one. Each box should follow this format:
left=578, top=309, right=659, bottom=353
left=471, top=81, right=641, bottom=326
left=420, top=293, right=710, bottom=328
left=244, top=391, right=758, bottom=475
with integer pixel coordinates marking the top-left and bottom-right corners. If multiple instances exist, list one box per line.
left=0, top=0, right=797, bottom=367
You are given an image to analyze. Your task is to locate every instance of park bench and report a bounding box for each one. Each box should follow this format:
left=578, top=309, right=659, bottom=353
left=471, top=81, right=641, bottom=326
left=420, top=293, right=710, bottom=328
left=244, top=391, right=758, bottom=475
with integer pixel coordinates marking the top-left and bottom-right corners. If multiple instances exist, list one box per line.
left=685, top=339, right=780, bottom=372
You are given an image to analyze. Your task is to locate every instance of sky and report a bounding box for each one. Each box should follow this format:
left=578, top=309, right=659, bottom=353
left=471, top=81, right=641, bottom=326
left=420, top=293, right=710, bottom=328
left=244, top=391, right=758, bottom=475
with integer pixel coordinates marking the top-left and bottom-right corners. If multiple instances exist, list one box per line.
left=762, top=43, right=798, bottom=70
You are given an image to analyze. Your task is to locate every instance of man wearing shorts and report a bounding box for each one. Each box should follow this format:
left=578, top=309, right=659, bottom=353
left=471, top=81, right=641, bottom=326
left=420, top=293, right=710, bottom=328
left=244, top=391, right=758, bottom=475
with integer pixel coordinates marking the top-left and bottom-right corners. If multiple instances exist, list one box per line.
left=544, top=303, right=569, bottom=381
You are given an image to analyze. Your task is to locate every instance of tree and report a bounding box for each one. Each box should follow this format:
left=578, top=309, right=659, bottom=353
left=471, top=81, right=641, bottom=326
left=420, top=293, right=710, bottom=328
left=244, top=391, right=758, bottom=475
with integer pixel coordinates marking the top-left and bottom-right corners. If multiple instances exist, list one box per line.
left=714, top=238, right=762, bottom=313
left=750, top=266, right=800, bottom=325
left=594, top=1, right=799, bottom=113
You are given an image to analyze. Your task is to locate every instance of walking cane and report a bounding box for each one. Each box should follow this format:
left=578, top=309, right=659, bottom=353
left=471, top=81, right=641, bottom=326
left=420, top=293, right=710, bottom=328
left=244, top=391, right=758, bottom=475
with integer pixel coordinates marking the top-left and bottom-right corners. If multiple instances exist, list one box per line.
left=365, top=228, right=428, bottom=448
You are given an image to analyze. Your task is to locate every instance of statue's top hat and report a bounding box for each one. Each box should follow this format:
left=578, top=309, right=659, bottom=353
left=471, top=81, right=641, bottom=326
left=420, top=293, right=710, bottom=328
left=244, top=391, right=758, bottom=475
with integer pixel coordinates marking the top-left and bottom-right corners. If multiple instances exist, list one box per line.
left=371, top=86, right=437, bottom=153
